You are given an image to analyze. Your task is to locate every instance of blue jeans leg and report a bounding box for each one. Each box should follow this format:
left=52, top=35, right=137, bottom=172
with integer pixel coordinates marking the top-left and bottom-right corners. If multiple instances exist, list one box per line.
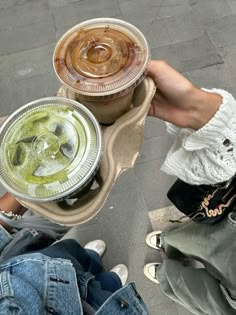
left=39, top=239, right=103, bottom=274
left=87, top=271, right=122, bottom=310
left=95, top=271, right=122, bottom=292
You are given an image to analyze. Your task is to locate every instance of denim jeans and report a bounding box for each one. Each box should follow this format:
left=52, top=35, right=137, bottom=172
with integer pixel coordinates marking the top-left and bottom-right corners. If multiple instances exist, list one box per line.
left=158, top=213, right=236, bottom=315
left=0, top=228, right=55, bottom=264
left=39, top=239, right=122, bottom=310
left=0, top=226, right=149, bottom=314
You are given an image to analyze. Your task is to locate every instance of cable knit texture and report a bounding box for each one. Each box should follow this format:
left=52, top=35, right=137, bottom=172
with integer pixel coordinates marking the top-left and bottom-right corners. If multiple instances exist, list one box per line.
left=162, top=89, right=236, bottom=185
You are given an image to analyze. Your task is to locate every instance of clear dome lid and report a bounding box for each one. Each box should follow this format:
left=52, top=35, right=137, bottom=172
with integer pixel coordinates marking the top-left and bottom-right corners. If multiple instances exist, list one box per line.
left=0, top=97, right=102, bottom=202
left=53, top=18, right=150, bottom=99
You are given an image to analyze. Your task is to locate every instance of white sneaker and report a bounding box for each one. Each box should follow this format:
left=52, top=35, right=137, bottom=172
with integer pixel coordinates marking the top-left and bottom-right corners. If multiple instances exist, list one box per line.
left=84, top=240, right=106, bottom=257
left=110, top=264, right=128, bottom=286
left=145, top=231, right=162, bottom=250
left=143, top=263, right=161, bottom=284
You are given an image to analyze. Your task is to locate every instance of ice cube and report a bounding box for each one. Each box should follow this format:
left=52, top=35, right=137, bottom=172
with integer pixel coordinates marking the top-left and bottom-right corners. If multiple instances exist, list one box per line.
left=16, top=136, right=36, bottom=144
left=32, top=112, right=49, bottom=124
left=12, top=143, right=26, bottom=166
left=60, top=140, right=74, bottom=159
left=54, top=123, right=65, bottom=136
left=33, top=163, right=47, bottom=177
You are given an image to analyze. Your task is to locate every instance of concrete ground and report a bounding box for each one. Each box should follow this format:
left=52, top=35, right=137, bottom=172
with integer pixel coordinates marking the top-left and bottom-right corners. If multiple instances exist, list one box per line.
left=1, top=0, right=236, bottom=314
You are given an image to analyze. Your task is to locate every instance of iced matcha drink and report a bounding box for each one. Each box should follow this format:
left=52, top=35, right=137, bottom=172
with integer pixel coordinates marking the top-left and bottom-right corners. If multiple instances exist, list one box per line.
left=0, top=98, right=102, bottom=202
left=5, top=107, right=86, bottom=184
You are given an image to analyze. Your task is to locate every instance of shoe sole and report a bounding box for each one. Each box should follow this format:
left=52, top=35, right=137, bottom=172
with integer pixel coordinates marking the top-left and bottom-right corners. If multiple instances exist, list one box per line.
left=143, top=263, right=160, bottom=284
left=145, top=231, right=162, bottom=250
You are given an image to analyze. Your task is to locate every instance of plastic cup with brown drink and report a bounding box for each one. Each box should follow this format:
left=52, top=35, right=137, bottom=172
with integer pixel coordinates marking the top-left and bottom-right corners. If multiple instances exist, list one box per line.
left=53, top=18, right=150, bottom=124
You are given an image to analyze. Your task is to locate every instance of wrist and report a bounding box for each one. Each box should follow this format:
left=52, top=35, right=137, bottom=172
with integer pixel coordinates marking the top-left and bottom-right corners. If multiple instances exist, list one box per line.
left=0, top=209, right=23, bottom=233
left=0, top=209, right=22, bottom=220
left=0, top=193, right=25, bottom=215
left=189, top=87, right=222, bottom=130
left=0, top=219, right=13, bottom=233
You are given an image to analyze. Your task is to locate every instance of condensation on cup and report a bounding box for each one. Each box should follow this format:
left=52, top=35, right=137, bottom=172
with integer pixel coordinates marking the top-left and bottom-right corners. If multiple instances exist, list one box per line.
left=53, top=18, right=150, bottom=124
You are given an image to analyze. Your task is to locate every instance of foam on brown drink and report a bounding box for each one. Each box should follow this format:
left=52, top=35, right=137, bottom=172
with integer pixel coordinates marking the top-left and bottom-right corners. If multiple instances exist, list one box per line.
left=53, top=19, right=149, bottom=124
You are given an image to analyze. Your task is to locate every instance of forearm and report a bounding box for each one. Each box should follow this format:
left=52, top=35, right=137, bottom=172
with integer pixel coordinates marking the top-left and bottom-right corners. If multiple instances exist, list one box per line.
left=163, top=88, right=236, bottom=184
left=0, top=193, right=26, bottom=232
left=189, top=87, right=222, bottom=130
left=0, top=194, right=16, bottom=247
left=0, top=193, right=23, bottom=213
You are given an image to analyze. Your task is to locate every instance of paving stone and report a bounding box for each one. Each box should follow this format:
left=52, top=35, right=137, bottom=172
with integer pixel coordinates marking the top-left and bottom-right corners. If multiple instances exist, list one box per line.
left=62, top=221, right=102, bottom=246
left=53, top=0, right=121, bottom=38
left=186, top=63, right=232, bottom=91
left=0, top=81, right=15, bottom=115
left=103, top=242, right=173, bottom=307
left=0, top=45, right=55, bottom=83
left=149, top=302, right=179, bottom=315
left=0, top=0, right=52, bottom=31
left=221, top=44, right=236, bottom=81
left=105, top=243, right=160, bottom=279
left=1, top=1, right=235, bottom=313
left=117, top=0, right=163, bottom=6
left=103, top=241, right=180, bottom=313
left=220, top=45, right=236, bottom=96
left=189, top=0, right=232, bottom=25
left=134, top=270, right=174, bottom=307
left=134, top=158, right=176, bottom=210
left=185, top=45, right=236, bottom=96
left=151, top=34, right=224, bottom=73
left=49, top=0, right=83, bottom=8
left=226, top=0, right=236, bottom=13
left=157, top=0, right=192, bottom=18
left=137, top=135, right=173, bottom=164
left=143, top=19, right=171, bottom=49
left=0, top=22, right=56, bottom=56
left=0, top=72, right=60, bottom=116
left=161, top=0, right=189, bottom=3
left=207, top=14, right=236, bottom=48
left=13, top=71, right=60, bottom=107
left=164, top=12, right=204, bottom=44
left=0, top=0, right=39, bottom=10
left=148, top=206, right=183, bottom=231
left=228, top=86, right=236, bottom=100
left=97, top=169, right=152, bottom=249
left=143, top=117, right=167, bottom=140
left=119, top=0, right=162, bottom=25
left=176, top=304, right=194, bottom=315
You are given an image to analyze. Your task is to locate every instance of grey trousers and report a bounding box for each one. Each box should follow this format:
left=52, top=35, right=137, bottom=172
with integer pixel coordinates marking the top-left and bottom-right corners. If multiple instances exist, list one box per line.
left=158, top=213, right=236, bottom=315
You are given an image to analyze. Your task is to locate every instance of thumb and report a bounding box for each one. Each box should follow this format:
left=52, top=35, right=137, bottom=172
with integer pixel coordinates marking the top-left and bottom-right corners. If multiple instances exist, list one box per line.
left=147, top=60, right=160, bottom=81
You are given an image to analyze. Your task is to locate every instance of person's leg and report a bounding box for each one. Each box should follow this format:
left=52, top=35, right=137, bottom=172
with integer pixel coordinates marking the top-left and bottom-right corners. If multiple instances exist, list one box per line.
left=95, top=271, right=122, bottom=292
left=0, top=228, right=55, bottom=263
left=41, top=239, right=103, bottom=274
left=158, top=258, right=235, bottom=315
left=86, top=271, right=122, bottom=310
left=160, top=215, right=236, bottom=298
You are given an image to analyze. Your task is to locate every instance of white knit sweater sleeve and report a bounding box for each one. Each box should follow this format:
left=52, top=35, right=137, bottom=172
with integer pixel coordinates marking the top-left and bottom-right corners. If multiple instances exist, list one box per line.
left=161, top=89, right=236, bottom=185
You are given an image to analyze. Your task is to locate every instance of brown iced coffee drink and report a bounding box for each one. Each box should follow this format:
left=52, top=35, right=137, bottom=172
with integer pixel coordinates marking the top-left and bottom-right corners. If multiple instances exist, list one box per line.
left=53, top=18, right=149, bottom=124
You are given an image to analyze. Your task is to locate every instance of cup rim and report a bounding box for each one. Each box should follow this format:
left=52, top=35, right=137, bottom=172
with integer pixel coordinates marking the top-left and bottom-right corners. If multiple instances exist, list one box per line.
left=0, top=96, right=102, bottom=202
left=53, top=17, right=150, bottom=97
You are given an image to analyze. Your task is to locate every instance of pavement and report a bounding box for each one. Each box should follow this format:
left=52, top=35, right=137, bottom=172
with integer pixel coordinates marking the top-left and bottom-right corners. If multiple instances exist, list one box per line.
left=1, top=0, right=236, bottom=314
